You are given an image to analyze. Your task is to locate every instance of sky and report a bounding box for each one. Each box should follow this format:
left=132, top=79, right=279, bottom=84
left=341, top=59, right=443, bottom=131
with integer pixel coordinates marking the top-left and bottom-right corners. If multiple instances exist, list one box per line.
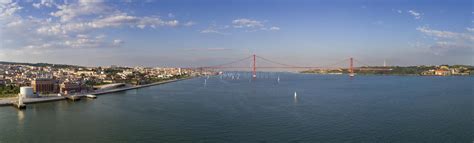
left=0, top=0, right=472, bottom=67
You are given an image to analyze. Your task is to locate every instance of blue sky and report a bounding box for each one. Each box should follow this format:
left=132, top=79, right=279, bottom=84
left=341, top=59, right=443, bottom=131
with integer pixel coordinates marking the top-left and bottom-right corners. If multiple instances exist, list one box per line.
left=0, top=0, right=472, bottom=67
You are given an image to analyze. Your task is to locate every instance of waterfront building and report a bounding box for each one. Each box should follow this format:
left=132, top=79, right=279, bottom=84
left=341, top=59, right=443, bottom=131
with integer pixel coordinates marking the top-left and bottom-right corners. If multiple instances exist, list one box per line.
left=19, top=87, right=36, bottom=98
left=434, top=70, right=450, bottom=76
left=31, top=78, right=59, bottom=94
left=60, top=81, right=86, bottom=95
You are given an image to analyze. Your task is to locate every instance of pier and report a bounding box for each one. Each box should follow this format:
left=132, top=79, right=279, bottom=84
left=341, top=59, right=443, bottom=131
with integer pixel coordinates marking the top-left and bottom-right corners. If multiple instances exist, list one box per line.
left=66, top=96, right=81, bottom=101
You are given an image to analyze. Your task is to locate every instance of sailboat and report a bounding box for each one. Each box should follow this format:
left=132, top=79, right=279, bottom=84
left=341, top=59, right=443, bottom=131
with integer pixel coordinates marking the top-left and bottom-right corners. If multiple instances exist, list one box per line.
left=294, top=92, right=297, bottom=98
left=277, top=76, right=280, bottom=83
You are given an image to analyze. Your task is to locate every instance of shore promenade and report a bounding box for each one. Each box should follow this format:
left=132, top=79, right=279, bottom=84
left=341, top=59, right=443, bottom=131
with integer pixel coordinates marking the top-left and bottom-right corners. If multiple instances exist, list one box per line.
left=0, top=77, right=192, bottom=107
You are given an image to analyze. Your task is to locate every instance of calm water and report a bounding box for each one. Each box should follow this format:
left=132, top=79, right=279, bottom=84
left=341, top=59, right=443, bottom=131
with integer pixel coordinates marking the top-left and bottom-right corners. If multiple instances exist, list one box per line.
left=0, top=73, right=472, bottom=142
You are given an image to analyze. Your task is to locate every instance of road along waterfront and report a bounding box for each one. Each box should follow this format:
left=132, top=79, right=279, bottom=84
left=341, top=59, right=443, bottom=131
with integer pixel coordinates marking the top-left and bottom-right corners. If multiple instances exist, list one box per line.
left=0, top=77, right=194, bottom=107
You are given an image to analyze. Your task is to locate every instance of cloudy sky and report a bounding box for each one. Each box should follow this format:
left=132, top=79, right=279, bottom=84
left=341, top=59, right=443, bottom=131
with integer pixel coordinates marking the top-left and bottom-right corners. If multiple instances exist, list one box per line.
left=0, top=0, right=472, bottom=67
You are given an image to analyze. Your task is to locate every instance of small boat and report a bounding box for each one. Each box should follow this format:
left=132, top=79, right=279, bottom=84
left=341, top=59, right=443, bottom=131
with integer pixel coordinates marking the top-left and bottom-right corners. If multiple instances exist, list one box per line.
left=277, top=76, right=280, bottom=83
left=86, top=94, right=97, bottom=99
left=349, top=73, right=355, bottom=77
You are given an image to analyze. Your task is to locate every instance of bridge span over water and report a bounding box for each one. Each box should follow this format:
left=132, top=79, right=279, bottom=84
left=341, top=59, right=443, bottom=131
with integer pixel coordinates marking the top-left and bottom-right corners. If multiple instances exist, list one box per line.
left=186, top=54, right=392, bottom=78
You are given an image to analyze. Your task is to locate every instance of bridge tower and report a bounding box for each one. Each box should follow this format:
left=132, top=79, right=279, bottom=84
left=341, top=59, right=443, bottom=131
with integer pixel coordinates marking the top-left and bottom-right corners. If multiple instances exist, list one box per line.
left=349, top=57, right=354, bottom=77
left=252, top=54, right=257, bottom=79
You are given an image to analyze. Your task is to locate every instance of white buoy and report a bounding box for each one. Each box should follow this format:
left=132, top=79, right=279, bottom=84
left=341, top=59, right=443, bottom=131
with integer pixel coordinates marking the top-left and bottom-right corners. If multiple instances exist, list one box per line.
left=294, top=92, right=297, bottom=98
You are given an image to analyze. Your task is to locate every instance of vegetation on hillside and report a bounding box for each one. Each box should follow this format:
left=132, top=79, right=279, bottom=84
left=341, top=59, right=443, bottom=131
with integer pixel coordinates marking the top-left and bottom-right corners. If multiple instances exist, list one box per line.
left=301, top=65, right=474, bottom=75
left=0, top=85, right=20, bottom=98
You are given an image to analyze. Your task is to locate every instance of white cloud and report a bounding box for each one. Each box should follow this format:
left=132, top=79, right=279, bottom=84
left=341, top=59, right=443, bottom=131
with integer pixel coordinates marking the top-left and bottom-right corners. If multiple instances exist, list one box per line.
left=0, top=2, right=22, bottom=18
left=232, top=18, right=264, bottom=28
left=417, top=26, right=473, bottom=41
left=5, top=18, right=22, bottom=27
left=200, top=29, right=218, bottom=33
left=1, top=0, right=181, bottom=51
left=397, top=10, right=402, bottom=14
left=417, top=26, right=458, bottom=39
left=166, top=20, right=179, bottom=27
left=416, top=26, right=474, bottom=55
left=183, top=48, right=232, bottom=51
left=168, top=13, right=175, bottom=18
left=467, top=27, right=474, bottom=32
left=50, top=0, right=107, bottom=22
left=269, top=26, right=280, bottom=31
left=35, top=11, right=180, bottom=36
left=0, top=0, right=12, bottom=4
left=32, top=3, right=41, bottom=8
left=113, top=39, right=124, bottom=45
left=202, top=18, right=279, bottom=34
left=32, top=0, right=56, bottom=9
left=90, top=14, right=140, bottom=28
left=200, top=23, right=230, bottom=35
left=183, top=21, right=196, bottom=27
left=429, top=41, right=473, bottom=56
left=200, top=28, right=225, bottom=34
left=407, top=10, right=422, bottom=20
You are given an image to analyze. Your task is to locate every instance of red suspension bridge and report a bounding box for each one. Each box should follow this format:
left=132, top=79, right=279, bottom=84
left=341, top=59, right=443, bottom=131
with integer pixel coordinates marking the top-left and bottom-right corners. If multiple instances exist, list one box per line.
left=192, top=54, right=391, bottom=79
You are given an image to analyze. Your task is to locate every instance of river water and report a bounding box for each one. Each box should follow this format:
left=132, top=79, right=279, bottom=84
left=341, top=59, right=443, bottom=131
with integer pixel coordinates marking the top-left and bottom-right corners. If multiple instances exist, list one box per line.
left=0, top=73, right=472, bottom=142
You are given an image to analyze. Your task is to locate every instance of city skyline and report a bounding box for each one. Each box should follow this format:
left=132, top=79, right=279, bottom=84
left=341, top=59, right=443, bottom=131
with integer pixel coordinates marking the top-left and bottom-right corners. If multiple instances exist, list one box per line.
left=0, top=0, right=473, bottom=67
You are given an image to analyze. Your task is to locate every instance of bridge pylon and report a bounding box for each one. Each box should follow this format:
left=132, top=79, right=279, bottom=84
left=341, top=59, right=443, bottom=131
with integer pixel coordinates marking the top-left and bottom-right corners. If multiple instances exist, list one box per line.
left=349, top=57, right=354, bottom=77
left=252, top=54, right=257, bottom=79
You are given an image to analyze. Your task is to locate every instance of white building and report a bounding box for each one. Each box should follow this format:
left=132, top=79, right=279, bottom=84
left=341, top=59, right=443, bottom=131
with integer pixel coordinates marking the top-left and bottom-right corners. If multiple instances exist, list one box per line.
left=20, top=87, right=37, bottom=98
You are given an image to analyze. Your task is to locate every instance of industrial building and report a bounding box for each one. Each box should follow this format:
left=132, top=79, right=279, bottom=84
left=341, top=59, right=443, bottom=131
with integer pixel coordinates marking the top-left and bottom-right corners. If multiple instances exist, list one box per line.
left=31, top=78, right=59, bottom=94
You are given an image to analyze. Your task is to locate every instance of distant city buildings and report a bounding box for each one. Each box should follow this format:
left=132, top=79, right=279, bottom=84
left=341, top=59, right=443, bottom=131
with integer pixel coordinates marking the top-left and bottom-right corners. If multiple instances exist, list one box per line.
left=0, top=62, right=199, bottom=97
left=421, top=66, right=470, bottom=76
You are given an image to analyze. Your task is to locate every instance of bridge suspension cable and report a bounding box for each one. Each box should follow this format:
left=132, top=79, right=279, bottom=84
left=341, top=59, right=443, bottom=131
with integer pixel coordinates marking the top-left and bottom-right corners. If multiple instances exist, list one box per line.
left=255, top=55, right=299, bottom=68
left=353, top=59, right=372, bottom=67
left=202, top=55, right=253, bottom=68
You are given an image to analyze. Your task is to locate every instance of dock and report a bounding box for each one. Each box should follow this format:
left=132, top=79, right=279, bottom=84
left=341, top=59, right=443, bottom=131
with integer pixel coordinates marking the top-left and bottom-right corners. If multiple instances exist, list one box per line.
left=86, top=94, right=97, bottom=99
left=66, top=95, right=81, bottom=101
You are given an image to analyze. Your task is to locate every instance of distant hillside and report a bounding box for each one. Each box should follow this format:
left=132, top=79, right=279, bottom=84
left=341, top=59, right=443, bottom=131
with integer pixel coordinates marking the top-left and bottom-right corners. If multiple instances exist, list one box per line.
left=0, top=61, right=84, bottom=68
left=301, top=65, right=474, bottom=75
